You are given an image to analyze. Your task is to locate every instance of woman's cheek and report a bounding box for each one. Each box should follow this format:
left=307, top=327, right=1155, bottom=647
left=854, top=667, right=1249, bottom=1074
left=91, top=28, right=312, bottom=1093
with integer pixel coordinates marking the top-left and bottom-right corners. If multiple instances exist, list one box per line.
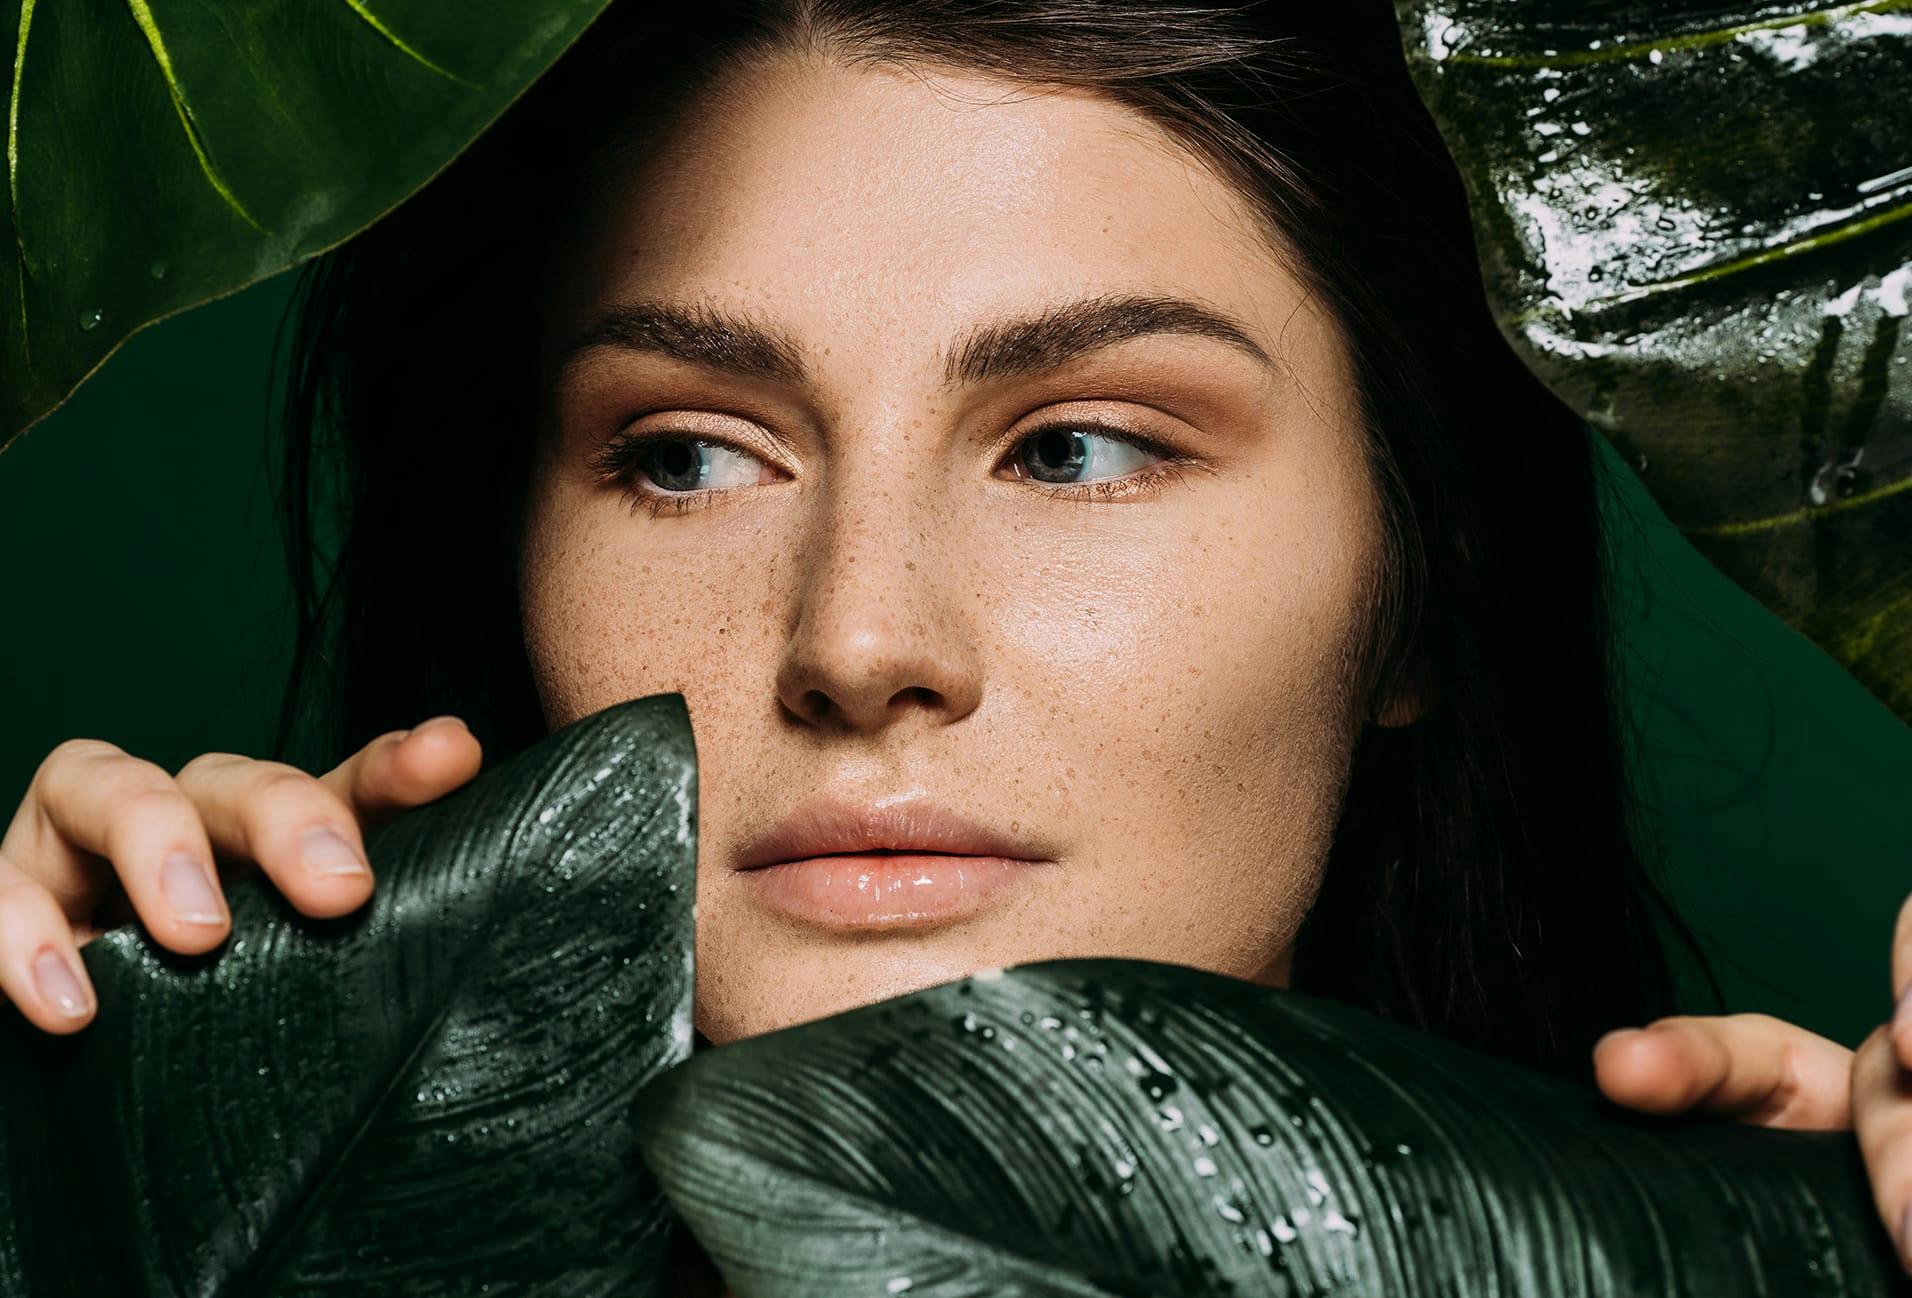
left=975, top=502, right=1371, bottom=982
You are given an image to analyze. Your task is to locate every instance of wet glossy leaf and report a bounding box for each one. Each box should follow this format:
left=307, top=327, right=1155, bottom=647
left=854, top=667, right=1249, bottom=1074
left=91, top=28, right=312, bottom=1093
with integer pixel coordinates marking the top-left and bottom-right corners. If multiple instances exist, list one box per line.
left=638, top=959, right=1906, bottom=1296
left=0, top=0, right=611, bottom=446
left=1396, top=0, right=1912, bottom=718
left=0, top=692, right=696, bottom=1297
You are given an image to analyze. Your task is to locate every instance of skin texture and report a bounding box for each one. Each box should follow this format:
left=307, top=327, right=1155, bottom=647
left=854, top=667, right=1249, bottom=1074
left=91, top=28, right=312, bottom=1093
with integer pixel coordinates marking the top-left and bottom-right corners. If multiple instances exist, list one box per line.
left=0, top=48, right=1908, bottom=1277
left=520, top=53, right=1390, bottom=1046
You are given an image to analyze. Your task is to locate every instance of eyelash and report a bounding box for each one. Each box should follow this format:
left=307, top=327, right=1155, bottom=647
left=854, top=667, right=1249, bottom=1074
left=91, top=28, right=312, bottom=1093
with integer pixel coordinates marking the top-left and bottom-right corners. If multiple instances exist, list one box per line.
left=585, top=423, right=1202, bottom=519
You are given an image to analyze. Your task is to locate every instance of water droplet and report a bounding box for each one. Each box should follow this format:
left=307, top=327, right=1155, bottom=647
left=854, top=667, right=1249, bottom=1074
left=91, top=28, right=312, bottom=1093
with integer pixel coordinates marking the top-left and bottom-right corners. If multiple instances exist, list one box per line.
left=78, top=308, right=102, bottom=332
left=885, top=1278, right=913, bottom=1295
left=1649, top=48, right=1664, bottom=65
left=148, top=260, right=169, bottom=280
left=1193, top=1156, right=1218, bottom=1177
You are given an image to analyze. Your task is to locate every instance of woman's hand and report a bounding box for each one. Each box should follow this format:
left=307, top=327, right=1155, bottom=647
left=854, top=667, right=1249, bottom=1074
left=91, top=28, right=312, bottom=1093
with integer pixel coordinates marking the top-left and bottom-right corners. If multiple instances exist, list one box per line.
left=0, top=716, right=482, bottom=1034
left=1593, top=889, right=1912, bottom=1273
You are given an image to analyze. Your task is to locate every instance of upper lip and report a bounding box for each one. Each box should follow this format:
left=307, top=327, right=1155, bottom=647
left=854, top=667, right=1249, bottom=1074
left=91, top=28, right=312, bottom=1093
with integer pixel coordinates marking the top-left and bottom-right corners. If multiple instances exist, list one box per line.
left=733, top=794, right=1049, bottom=871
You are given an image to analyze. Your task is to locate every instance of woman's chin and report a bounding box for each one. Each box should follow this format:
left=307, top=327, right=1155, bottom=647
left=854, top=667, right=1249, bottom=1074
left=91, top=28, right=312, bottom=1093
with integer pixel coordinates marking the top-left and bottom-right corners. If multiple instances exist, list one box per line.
left=691, top=940, right=1000, bottom=1046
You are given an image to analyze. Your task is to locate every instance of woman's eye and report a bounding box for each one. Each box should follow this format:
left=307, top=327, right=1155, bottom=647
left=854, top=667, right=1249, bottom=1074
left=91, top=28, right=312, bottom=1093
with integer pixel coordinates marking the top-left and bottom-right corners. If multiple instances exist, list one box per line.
left=1007, top=426, right=1165, bottom=485
left=636, top=437, right=767, bottom=492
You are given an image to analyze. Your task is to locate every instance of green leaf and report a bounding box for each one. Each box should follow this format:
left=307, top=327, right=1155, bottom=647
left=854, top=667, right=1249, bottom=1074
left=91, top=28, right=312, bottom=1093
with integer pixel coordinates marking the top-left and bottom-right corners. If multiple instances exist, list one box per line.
left=1395, top=0, right=1912, bottom=719
left=0, top=691, right=697, bottom=1297
left=0, top=0, right=611, bottom=446
left=638, top=959, right=1904, bottom=1296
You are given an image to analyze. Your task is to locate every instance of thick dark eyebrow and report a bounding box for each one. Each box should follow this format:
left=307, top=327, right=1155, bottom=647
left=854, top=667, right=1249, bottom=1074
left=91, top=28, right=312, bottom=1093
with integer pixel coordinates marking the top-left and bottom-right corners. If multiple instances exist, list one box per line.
left=558, top=300, right=809, bottom=387
left=557, top=292, right=1278, bottom=389
left=943, top=293, right=1280, bottom=387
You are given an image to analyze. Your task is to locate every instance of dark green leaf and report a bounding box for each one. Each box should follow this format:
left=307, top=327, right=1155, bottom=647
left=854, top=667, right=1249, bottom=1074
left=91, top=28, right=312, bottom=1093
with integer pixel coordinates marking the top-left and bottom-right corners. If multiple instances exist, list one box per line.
left=0, top=0, right=611, bottom=445
left=0, top=691, right=696, bottom=1297
left=1395, top=0, right=1912, bottom=718
left=638, top=959, right=1905, bottom=1296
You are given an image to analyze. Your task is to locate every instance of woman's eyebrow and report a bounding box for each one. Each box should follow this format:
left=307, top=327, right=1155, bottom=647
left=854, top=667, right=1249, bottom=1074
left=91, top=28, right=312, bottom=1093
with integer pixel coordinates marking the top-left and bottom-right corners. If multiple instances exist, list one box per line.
left=556, top=292, right=1282, bottom=388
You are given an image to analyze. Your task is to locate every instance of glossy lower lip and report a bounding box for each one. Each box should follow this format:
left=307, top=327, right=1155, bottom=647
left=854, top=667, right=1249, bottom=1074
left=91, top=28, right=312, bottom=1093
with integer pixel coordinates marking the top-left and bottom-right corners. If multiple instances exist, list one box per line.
left=740, top=852, right=1040, bottom=929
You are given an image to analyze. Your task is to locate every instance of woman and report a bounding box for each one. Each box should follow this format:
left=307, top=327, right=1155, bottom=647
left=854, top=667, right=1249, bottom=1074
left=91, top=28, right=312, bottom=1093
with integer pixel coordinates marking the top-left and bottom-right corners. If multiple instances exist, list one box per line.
left=2, top=0, right=1908, bottom=1276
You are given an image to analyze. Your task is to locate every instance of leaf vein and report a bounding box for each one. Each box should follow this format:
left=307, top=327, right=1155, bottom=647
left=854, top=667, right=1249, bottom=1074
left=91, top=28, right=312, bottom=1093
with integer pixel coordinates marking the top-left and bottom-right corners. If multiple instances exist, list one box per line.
left=1431, top=0, right=1912, bottom=68
left=339, top=0, right=480, bottom=88
left=1510, top=189, right=1912, bottom=325
left=1682, top=471, right=1912, bottom=536
left=122, top=0, right=266, bottom=233
left=8, top=0, right=33, bottom=372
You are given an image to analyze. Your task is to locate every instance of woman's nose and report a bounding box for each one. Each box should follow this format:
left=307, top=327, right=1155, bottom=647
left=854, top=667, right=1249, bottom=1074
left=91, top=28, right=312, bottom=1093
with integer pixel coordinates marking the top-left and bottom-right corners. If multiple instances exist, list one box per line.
left=773, top=475, right=984, bottom=734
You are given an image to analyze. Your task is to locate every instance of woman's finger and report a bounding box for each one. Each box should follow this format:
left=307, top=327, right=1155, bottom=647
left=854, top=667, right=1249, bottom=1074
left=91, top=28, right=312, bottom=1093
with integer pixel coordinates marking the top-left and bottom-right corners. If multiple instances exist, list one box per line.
left=0, top=852, right=97, bottom=1032
left=1592, top=1012, right=1853, bottom=1129
left=1891, top=890, right=1912, bottom=1069
left=173, top=754, right=375, bottom=921
left=5, top=739, right=229, bottom=955
left=1851, top=1024, right=1912, bottom=1273
left=317, top=715, right=481, bottom=826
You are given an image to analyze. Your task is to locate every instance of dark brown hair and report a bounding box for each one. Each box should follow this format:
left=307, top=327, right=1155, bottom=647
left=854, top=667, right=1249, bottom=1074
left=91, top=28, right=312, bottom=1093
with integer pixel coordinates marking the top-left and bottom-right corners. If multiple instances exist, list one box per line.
left=274, top=0, right=1710, bottom=1080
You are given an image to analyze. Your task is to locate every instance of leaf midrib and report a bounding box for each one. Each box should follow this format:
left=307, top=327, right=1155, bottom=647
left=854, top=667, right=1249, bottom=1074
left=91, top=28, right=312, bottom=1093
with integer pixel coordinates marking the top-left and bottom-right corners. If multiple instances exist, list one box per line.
left=220, top=934, right=489, bottom=1298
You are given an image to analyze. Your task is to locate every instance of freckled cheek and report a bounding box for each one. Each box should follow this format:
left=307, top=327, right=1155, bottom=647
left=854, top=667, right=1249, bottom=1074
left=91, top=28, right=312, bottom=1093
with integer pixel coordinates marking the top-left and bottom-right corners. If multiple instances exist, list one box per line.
left=984, top=511, right=1372, bottom=963
left=517, top=493, right=790, bottom=728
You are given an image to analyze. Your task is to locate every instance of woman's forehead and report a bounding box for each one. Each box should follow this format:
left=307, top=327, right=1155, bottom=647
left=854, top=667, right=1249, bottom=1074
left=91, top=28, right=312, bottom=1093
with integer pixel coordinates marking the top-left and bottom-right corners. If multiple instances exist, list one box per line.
left=546, top=53, right=1308, bottom=370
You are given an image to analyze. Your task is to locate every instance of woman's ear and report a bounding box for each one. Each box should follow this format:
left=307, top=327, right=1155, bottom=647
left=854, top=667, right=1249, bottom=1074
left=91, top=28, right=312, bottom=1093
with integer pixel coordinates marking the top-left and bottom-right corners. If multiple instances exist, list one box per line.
left=1372, top=651, right=1437, bottom=728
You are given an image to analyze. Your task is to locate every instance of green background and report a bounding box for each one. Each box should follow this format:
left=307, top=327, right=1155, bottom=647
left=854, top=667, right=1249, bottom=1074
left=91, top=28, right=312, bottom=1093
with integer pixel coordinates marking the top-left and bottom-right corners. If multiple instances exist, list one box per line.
left=2, top=273, right=1908, bottom=1049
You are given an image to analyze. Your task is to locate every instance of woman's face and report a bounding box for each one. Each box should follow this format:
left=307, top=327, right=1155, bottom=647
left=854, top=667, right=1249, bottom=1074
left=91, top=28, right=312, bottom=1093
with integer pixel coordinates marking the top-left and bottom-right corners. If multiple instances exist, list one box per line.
left=520, top=52, right=1394, bottom=1046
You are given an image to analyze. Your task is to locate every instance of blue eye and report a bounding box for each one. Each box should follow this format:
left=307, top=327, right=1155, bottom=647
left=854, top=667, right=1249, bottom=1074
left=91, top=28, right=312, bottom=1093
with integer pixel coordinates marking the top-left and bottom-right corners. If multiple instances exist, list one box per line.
left=1013, top=426, right=1164, bottom=484
left=638, top=438, right=765, bottom=492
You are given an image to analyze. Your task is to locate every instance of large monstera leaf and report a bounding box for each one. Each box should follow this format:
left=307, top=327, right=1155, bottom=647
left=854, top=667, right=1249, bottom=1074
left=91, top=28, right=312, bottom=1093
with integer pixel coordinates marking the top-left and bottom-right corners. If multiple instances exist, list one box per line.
left=637, top=959, right=1908, bottom=1297
left=0, top=692, right=696, bottom=1296
left=1397, top=0, right=1912, bottom=718
left=0, top=0, right=611, bottom=446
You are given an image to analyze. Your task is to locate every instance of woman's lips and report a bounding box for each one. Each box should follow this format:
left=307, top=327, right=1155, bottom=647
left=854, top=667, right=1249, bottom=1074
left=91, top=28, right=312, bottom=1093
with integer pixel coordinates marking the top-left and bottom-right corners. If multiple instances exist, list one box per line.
left=740, top=850, right=1042, bottom=929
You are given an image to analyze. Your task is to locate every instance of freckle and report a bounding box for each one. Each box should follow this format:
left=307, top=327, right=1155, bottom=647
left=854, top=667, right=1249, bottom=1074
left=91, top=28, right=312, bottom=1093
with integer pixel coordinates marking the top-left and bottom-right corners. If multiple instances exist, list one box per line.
left=905, top=561, right=916, bottom=571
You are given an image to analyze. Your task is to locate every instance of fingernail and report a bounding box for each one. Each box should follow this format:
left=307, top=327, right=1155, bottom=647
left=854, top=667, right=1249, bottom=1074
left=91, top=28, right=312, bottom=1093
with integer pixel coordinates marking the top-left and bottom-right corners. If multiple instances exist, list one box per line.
left=414, top=715, right=467, bottom=735
left=160, top=852, right=225, bottom=925
left=32, top=949, right=91, bottom=1019
left=299, top=827, right=369, bottom=877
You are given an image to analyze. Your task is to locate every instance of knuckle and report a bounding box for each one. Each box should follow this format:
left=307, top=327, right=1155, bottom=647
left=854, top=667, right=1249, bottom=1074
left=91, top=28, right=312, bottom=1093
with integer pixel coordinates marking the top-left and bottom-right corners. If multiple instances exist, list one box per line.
left=0, top=871, right=62, bottom=925
left=245, top=766, right=345, bottom=823
left=176, top=751, right=247, bottom=781
left=117, top=782, right=195, bottom=820
left=31, top=738, right=120, bottom=787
